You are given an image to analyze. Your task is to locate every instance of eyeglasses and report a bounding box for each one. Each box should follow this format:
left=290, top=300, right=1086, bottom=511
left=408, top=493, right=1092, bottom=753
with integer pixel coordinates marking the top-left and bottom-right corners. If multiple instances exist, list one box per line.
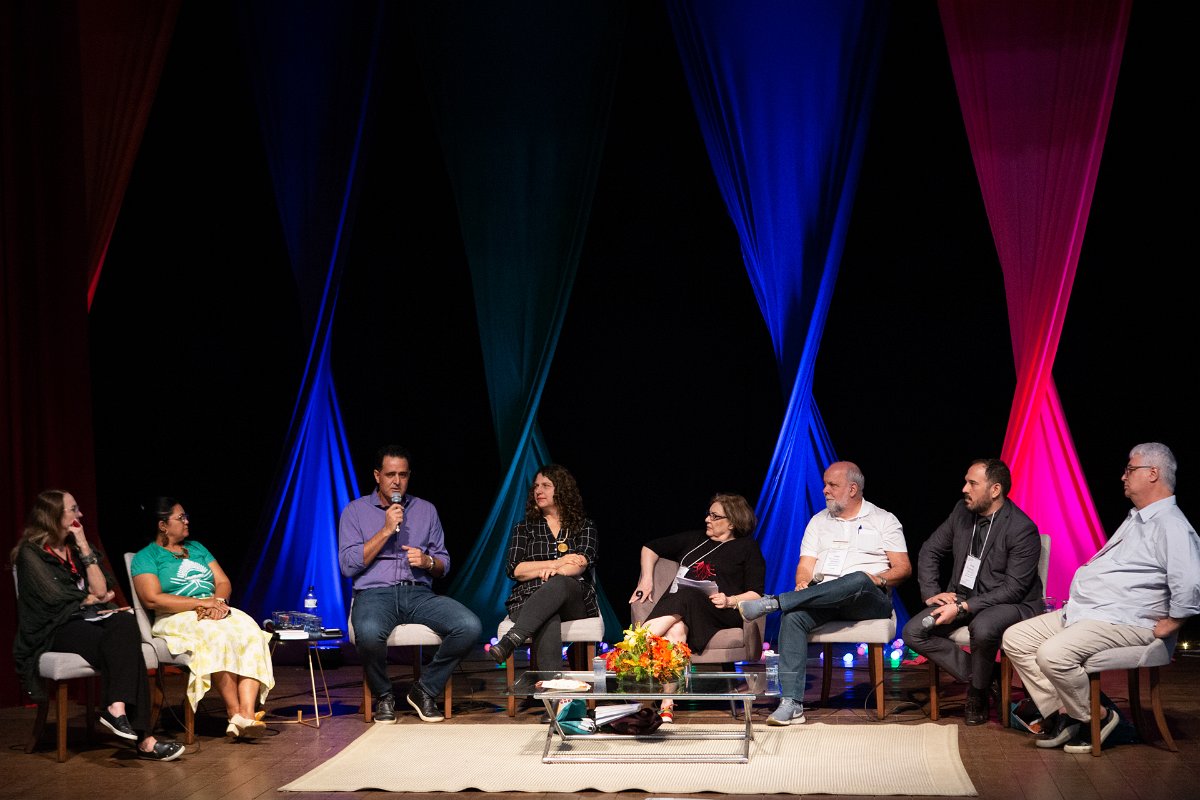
left=1123, top=465, right=1155, bottom=475
left=169, top=513, right=189, bottom=522
left=705, top=511, right=727, bottom=521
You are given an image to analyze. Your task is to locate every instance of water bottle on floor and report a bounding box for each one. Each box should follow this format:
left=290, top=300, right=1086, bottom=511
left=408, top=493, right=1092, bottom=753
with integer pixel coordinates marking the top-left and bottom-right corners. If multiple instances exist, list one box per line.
left=764, top=649, right=780, bottom=694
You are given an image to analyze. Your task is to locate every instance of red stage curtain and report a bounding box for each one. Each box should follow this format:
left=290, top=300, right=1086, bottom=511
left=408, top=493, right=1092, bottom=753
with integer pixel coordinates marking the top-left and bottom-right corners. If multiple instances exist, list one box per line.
left=0, top=0, right=178, bottom=706
left=939, top=0, right=1131, bottom=599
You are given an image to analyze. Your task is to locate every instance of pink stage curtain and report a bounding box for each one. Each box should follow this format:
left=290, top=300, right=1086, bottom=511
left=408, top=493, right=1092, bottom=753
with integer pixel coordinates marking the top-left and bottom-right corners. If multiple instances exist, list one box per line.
left=939, top=0, right=1132, bottom=599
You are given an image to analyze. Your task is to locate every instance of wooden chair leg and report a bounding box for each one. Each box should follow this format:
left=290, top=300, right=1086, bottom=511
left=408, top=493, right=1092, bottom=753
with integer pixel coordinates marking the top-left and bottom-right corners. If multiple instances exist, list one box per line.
left=506, top=656, right=517, bottom=717
left=443, top=676, right=453, bottom=720
left=1128, top=667, right=1147, bottom=742
left=929, top=663, right=941, bottom=721
left=584, top=643, right=597, bottom=711
left=149, top=670, right=165, bottom=733
left=871, top=644, right=885, bottom=720
left=1000, top=656, right=1012, bottom=728
left=85, top=676, right=96, bottom=743
left=1089, top=673, right=1103, bottom=756
left=1148, top=666, right=1178, bottom=752
left=362, top=678, right=373, bottom=722
left=820, top=644, right=833, bottom=706
left=26, top=694, right=49, bottom=754
left=184, top=697, right=196, bottom=744
left=57, top=680, right=70, bottom=763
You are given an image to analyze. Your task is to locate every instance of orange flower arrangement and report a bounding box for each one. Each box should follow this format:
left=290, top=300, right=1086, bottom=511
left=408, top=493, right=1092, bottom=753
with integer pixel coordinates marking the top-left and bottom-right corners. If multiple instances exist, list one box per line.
left=605, top=623, right=692, bottom=683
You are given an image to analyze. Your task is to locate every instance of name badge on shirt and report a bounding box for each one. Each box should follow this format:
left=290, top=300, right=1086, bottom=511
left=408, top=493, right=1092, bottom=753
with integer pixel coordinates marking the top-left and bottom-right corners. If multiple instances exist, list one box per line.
left=959, top=554, right=981, bottom=590
left=822, top=548, right=850, bottom=578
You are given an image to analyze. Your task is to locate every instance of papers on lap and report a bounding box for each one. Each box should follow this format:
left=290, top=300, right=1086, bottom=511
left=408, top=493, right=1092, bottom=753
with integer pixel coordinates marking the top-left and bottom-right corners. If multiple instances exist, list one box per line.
left=675, top=577, right=718, bottom=595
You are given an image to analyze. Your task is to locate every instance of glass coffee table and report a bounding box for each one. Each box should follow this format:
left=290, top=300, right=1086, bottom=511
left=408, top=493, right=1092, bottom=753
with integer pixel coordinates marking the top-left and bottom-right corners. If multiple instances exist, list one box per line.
left=510, top=670, right=788, bottom=763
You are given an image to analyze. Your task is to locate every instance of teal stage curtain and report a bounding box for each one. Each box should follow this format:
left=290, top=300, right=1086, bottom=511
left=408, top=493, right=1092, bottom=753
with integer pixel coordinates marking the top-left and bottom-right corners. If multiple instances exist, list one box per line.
left=410, top=2, right=626, bottom=641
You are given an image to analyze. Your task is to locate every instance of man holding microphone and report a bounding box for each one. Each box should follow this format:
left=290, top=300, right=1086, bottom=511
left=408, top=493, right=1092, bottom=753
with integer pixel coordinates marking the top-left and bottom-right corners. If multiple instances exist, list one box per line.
left=339, top=444, right=481, bottom=723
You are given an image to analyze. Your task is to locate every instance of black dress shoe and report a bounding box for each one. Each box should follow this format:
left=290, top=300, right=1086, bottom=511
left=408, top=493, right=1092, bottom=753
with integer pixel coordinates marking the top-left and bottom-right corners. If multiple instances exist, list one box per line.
left=100, top=710, right=137, bottom=741
left=965, top=688, right=989, bottom=726
left=406, top=683, right=445, bottom=722
left=138, top=740, right=185, bottom=761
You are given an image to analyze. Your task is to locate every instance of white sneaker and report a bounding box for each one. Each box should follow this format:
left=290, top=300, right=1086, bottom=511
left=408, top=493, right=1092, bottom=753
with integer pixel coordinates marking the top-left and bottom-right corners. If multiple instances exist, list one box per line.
left=767, top=698, right=806, bottom=726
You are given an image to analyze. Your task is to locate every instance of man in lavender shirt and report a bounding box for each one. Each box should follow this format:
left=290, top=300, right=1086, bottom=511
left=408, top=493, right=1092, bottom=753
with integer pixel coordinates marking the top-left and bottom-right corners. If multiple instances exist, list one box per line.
left=339, top=445, right=481, bottom=723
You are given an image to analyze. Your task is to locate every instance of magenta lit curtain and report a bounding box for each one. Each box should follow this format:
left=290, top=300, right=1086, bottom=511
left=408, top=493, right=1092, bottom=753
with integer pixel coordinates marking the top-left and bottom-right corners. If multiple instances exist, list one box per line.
left=939, top=0, right=1131, bottom=599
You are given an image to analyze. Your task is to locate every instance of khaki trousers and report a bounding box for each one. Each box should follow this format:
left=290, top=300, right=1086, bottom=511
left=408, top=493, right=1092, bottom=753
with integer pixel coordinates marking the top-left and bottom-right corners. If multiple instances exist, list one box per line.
left=1001, top=611, right=1154, bottom=721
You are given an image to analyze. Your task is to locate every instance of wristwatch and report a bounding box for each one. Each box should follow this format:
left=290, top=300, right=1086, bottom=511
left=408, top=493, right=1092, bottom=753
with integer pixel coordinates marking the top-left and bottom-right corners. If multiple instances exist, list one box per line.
left=878, top=576, right=888, bottom=589
left=426, top=554, right=436, bottom=571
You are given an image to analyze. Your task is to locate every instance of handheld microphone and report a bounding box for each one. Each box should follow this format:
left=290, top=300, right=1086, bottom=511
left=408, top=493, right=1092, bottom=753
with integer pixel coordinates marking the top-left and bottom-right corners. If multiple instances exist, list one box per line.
left=390, top=493, right=404, bottom=533
left=921, top=613, right=937, bottom=629
left=810, top=573, right=824, bottom=586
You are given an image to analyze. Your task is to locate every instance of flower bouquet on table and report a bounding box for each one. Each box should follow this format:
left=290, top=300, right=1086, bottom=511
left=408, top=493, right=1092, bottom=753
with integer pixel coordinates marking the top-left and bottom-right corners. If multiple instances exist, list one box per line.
left=605, top=623, right=692, bottom=686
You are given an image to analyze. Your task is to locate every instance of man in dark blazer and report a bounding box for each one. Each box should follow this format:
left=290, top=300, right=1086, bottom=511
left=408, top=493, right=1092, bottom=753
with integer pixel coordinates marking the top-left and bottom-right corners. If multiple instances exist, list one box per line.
left=903, top=458, right=1042, bottom=725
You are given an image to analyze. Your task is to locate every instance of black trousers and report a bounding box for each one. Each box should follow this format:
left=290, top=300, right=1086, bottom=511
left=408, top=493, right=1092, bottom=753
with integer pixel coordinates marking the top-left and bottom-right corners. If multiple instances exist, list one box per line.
left=50, top=612, right=151, bottom=735
left=902, top=603, right=1032, bottom=691
left=508, top=575, right=589, bottom=670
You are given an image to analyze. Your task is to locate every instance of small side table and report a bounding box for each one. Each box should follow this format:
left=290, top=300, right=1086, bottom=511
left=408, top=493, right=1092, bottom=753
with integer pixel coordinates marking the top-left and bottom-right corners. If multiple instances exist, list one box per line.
left=267, top=630, right=343, bottom=728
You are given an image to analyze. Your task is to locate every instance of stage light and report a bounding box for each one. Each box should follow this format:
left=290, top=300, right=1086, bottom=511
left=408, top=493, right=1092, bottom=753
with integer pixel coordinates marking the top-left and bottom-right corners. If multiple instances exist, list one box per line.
left=842, top=653, right=854, bottom=666
left=890, top=649, right=902, bottom=661
left=856, top=643, right=867, bottom=656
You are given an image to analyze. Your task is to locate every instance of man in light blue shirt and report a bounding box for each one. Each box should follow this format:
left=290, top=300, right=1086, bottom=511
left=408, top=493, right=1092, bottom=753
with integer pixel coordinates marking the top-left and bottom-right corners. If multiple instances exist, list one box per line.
left=1002, top=442, right=1200, bottom=753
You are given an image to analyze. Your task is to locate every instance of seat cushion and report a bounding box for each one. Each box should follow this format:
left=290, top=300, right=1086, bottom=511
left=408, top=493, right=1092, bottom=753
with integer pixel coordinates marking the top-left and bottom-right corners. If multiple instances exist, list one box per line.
left=1084, top=638, right=1173, bottom=671
left=808, top=611, right=897, bottom=644
left=37, top=652, right=98, bottom=681
left=497, top=615, right=604, bottom=642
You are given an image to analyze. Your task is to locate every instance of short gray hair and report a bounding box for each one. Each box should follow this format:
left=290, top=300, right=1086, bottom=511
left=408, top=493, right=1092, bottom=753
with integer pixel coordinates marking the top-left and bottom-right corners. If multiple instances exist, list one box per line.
left=1130, top=442, right=1177, bottom=491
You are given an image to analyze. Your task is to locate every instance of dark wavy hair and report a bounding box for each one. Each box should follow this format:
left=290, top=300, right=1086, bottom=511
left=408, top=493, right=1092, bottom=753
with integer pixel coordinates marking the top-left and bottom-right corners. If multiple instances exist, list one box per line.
left=10, top=489, right=70, bottom=564
left=524, top=464, right=586, bottom=534
left=711, top=492, right=756, bottom=537
left=142, top=496, right=181, bottom=540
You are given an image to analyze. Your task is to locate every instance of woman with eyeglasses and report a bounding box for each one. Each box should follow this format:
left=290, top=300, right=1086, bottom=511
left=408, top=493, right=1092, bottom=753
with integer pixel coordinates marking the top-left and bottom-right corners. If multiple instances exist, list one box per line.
left=12, top=489, right=185, bottom=760
left=629, top=493, right=766, bottom=722
left=488, top=465, right=599, bottom=673
left=130, top=496, right=275, bottom=739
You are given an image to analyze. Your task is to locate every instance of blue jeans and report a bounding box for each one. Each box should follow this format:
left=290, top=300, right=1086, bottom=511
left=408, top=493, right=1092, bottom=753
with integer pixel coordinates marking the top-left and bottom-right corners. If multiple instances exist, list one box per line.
left=351, top=583, right=482, bottom=699
left=775, top=571, right=893, bottom=701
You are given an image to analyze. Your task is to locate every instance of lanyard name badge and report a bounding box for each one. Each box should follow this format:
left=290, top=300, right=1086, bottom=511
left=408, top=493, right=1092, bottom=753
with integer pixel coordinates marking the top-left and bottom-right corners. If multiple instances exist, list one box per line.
left=820, top=523, right=859, bottom=578
left=671, top=539, right=727, bottom=593
left=958, top=512, right=997, bottom=590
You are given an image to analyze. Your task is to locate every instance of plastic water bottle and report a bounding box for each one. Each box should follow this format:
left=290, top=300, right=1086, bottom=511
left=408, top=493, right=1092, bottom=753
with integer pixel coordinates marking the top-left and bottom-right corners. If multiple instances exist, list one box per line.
left=305, top=585, right=318, bottom=611
left=764, top=649, right=780, bottom=694
left=593, top=655, right=606, bottom=688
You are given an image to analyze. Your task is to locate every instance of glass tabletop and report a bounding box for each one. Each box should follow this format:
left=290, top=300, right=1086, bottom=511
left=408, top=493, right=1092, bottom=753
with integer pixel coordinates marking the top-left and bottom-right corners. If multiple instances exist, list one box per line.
left=510, top=670, right=791, bottom=700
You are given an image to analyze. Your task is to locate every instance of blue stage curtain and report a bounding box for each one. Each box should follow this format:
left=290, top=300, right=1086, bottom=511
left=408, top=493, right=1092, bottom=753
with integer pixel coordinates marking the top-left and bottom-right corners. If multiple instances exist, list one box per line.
left=409, top=2, right=625, bottom=641
left=666, top=1, right=903, bottom=640
left=234, top=2, right=385, bottom=629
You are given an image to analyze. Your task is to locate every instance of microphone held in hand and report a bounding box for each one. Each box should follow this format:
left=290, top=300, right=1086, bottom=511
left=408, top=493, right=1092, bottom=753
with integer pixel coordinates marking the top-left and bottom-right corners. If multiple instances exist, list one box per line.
left=390, top=493, right=404, bottom=533
left=921, top=613, right=937, bottom=629
left=810, top=573, right=824, bottom=586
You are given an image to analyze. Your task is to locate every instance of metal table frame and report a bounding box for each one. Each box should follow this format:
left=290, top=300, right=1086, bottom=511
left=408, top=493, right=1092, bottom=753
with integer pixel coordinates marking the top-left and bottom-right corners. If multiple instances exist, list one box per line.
left=513, top=670, right=783, bottom=764
left=267, top=631, right=341, bottom=728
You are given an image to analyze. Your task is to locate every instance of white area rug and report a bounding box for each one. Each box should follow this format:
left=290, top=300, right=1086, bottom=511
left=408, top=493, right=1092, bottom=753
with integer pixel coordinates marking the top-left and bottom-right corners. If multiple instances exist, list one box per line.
left=280, top=722, right=977, bottom=795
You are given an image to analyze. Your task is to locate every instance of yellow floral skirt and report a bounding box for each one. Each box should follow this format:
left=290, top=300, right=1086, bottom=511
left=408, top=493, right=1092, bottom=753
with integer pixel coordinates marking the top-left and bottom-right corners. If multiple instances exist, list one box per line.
left=151, top=606, right=276, bottom=711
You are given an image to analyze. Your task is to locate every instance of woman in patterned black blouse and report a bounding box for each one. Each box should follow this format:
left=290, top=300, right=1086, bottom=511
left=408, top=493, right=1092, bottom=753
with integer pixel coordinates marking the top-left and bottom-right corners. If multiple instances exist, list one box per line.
left=488, top=464, right=598, bottom=669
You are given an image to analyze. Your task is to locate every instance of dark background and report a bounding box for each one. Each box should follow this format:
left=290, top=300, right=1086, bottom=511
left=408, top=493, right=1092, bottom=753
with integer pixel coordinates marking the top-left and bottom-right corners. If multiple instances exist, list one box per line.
left=88, top=1, right=1194, bottom=634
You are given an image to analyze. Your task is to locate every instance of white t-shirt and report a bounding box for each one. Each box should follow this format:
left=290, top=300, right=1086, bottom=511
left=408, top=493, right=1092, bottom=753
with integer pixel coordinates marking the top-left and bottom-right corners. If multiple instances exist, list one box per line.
left=799, top=499, right=907, bottom=577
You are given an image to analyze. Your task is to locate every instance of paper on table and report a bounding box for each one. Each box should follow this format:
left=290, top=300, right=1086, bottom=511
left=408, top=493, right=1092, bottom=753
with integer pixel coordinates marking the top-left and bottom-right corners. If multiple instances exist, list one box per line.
left=535, top=678, right=592, bottom=691
left=675, top=576, right=718, bottom=595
